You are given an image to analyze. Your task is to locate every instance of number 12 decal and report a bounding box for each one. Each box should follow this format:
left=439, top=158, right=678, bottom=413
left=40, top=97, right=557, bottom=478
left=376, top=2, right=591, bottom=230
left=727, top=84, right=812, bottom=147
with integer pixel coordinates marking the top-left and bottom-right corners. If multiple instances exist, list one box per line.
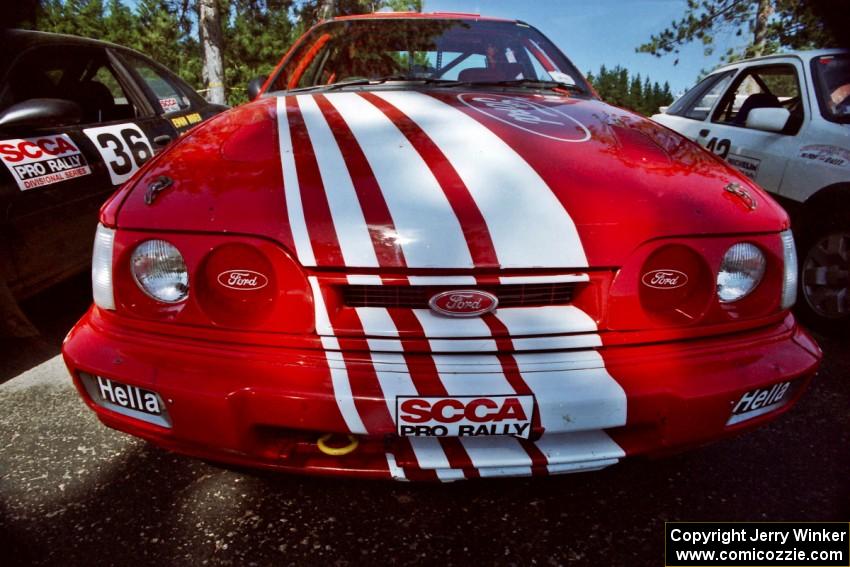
left=83, top=123, right=154, bottom=185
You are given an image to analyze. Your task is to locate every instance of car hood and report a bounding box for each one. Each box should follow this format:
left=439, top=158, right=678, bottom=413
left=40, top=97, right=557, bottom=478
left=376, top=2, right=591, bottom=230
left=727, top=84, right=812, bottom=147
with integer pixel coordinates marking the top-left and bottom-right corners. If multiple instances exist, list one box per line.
left=116, top=90, right=788, bottom=269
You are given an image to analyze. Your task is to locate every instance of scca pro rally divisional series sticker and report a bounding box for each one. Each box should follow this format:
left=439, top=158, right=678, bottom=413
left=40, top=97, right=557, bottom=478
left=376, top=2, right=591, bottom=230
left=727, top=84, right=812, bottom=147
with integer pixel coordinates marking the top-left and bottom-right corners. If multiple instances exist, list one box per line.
left=0, top=134, right=92, bottom=191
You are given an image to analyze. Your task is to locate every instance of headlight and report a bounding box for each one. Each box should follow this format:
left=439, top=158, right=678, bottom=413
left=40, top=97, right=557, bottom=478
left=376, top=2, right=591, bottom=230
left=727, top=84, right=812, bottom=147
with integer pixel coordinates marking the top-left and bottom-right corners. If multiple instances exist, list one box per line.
left=92, top=224, right=116, bottom=310
left=717, top=242, right=766, bottom=302
left=131, top=240, right=189, bottom=303
left=780, top=230, right=797, bottom=310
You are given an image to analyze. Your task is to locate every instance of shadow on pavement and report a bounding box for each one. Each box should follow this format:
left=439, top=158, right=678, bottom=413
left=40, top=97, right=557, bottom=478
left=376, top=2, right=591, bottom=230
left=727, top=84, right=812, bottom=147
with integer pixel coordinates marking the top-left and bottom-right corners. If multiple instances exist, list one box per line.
left=0, top=273, right=91, bottom=384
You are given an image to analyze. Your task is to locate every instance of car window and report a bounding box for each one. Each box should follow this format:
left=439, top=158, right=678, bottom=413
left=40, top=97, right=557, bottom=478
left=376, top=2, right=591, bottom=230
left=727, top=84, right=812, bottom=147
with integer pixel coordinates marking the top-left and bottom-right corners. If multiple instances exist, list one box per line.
left=430, top=52, right=487, bottom=80
left=712, top=64, right=804, bottom=133
left=666, top=71, right=735, bottom=119
left=271, top=19, right=590, bottom=94
left=122, top=53, right=193, bottom=115
left=1, top=44, right=138, bottom=124
left=811, top=54, right=850, bottom=123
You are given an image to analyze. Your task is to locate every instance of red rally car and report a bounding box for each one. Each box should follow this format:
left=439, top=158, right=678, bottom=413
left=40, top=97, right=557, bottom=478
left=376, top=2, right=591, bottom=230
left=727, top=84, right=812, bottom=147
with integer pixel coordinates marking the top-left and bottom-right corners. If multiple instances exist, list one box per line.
left=62, top=13, right=822, bottom=480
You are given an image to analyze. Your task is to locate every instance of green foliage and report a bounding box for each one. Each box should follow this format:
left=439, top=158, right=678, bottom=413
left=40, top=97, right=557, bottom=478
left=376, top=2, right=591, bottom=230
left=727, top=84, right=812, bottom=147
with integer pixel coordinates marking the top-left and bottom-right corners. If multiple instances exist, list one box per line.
left=586, top=65, right=674, bottom=116
left=637, top=0, right=844, bottom=65
left=29, top=0, right=421, bottom=105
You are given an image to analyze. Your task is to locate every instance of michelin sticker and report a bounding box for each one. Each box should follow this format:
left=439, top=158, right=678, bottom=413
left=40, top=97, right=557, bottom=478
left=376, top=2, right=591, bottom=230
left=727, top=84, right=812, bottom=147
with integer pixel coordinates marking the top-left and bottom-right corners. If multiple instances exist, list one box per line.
left=799, top=145, right=850, bottom=168
left=83, top=123, right=154, bottom=185
left=726, top=153, right=761, bottom=179
left=0, top=134, right=92, bottom=191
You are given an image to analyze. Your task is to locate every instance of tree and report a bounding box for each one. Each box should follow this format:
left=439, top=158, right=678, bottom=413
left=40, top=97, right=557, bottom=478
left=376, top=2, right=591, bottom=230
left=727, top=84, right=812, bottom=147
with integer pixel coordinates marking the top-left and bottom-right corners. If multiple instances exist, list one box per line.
left=199, top=0, right=225, bottom=104
left=585, top=65, right=674, bottom=116
left=629, top=73, right=643, bottom=111
left=296, top=0, right=422, bottom=29
left=637, top=0, right=848, bottom=65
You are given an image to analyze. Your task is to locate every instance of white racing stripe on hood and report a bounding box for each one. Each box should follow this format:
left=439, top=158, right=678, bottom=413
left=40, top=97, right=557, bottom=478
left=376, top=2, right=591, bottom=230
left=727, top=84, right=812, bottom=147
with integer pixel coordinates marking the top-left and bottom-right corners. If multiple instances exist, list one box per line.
left=323, top=92, right=474, bottom=269
left=297, top=95, right=379, bottom=267
left=276, top=97, right=316, bottom=266
left=373, top=91, right=588, bottom=268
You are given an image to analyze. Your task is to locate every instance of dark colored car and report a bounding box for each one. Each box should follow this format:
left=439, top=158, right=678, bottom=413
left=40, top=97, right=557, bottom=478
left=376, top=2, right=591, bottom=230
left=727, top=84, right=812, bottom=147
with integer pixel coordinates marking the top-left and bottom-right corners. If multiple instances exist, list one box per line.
left=0, top=29, right=226, bottom=336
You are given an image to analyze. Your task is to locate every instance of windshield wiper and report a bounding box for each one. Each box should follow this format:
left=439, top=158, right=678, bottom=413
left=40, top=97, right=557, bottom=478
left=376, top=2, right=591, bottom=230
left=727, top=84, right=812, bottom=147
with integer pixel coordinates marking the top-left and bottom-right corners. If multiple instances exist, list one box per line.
left=459, top=79, right=586, bottom=94
left=289, top=76, right=463, bottom=93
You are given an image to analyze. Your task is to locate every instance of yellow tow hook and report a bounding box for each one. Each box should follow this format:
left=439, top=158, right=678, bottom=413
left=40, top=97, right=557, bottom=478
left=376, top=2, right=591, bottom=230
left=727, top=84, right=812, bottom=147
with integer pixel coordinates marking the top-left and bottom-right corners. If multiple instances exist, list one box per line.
left=316, top=433, right=359, bottom=456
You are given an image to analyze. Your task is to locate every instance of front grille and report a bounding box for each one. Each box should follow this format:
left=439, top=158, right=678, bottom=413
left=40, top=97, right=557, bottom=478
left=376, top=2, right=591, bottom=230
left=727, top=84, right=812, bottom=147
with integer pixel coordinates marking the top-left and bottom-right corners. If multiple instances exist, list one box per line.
left=343, top=282, right=576, bottom=309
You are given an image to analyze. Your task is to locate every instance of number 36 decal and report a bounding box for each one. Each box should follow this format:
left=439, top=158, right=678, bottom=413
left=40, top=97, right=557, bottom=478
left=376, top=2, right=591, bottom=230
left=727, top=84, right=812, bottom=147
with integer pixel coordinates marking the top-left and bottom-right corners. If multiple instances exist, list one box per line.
left=83, top=123, right=154, bottom=185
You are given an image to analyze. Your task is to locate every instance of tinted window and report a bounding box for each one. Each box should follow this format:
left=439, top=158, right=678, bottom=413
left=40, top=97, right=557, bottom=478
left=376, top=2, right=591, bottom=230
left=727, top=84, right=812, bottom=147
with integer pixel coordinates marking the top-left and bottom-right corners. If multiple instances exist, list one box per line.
left=812, top=54, right=850, bottom=123
left=122, top=53, right=193, bottom=114
left=1, top=45, right=137, bottom=124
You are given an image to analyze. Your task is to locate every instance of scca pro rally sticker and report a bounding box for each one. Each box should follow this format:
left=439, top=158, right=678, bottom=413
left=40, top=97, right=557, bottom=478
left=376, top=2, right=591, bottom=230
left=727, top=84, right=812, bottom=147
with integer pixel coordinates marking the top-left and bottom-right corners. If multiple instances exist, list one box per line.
left=83, top=123, right=154, bottom=185
left=0, top=134, right=92, bottom=191
left=396, top=395, right=534, bottom=438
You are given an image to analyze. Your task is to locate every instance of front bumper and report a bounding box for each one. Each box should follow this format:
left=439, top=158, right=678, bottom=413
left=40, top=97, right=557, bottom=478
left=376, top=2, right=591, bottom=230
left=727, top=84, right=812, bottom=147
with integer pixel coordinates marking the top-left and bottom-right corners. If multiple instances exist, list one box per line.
left=62, top=310, right=821, bottom=480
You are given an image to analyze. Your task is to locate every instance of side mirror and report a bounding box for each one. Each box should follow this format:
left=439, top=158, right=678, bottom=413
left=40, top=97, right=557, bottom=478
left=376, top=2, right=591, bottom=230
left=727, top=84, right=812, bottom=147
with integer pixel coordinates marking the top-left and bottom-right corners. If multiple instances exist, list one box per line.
left=247, top=76, right=267, bottom=101
left=745, top=107, right=790, bottom=133
left=658, top=105, right=669, bottom=114
left=0, top=98, right=82, bottom=129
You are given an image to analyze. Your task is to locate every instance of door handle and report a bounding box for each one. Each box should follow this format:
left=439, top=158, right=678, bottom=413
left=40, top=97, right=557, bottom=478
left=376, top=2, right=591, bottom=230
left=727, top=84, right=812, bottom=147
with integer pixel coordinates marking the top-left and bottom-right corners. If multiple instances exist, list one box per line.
left=698, top=129, right=710, bottom=138
left=153, top=134, right=172, bottom=146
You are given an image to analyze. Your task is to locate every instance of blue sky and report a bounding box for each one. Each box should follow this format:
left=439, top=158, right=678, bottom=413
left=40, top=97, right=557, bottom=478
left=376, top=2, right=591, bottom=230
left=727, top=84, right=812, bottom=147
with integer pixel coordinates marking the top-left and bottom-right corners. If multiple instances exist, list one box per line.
left=423, top=0, right=748, bottom=94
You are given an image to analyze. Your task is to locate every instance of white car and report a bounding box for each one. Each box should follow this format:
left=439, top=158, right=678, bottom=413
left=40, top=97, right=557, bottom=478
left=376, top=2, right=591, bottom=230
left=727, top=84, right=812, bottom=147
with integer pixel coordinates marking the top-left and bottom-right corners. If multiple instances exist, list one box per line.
left=653, top=49, right=850, bottom=331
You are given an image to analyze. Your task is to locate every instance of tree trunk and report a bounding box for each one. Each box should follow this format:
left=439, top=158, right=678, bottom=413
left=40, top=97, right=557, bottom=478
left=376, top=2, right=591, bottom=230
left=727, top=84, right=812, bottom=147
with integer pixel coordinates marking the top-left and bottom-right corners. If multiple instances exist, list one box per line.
left=319, top=0, right=335, bottom=20
left=752, top=0, right=773, bottom=56
left=199, top=0, right=225, bottom=105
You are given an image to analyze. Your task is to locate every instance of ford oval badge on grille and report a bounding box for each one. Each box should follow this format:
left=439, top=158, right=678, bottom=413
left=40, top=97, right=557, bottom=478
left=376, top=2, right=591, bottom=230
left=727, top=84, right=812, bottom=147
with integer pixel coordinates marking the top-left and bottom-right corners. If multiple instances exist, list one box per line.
left=429, top=290, right=498, bottom=317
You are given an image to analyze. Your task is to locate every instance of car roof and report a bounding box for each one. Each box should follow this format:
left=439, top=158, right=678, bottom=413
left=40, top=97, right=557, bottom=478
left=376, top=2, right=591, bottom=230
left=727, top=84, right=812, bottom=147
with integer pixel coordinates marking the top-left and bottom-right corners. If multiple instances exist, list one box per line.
left=710, top=48, right=849, bottom=73
left=3, top=28, right=132, bottom=52
left=330, top=11, right=517, bottom=23
left=0, top=28, right=148, bottom=76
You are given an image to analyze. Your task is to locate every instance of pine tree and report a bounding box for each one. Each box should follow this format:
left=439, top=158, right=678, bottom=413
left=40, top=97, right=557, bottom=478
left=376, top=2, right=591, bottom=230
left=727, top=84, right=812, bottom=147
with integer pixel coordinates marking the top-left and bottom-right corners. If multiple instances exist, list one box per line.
left=629, top=73, right=643, bottom=112
left=584, top=64, right=676, bottom=116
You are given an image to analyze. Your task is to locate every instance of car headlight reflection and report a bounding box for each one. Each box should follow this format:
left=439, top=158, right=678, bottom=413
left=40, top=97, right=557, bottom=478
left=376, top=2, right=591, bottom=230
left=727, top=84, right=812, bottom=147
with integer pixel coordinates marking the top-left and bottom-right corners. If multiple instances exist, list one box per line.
left=131, top=240, right=189, bottom=303
left=716, top=242, right=766, bottom=303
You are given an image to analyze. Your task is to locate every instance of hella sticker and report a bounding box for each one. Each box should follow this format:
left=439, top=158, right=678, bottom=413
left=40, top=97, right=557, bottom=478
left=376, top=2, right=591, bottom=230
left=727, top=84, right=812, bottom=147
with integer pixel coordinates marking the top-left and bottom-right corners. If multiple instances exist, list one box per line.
left=457, top=93, right=591, bottom=143
left=396, top=395, right=534, bottom=438
left=217, top=269, right=269, bottom=291
left=429, top=290, right=498, bottom=317
left=641, top=269, right=688, bottom=290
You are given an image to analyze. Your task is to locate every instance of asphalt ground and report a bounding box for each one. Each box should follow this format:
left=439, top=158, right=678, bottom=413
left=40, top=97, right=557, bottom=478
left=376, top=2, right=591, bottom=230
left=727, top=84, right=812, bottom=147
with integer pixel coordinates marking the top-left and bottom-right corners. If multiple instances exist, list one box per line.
left=1, top=273, right=848, bottom=566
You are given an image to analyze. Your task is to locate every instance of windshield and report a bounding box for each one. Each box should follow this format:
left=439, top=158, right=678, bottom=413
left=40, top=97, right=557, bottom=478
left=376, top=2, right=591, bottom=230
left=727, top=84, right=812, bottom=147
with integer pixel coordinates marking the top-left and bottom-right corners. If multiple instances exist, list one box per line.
left=812, top=54, right=850, bottom=123
left=267, top=18, right=590, bottom=94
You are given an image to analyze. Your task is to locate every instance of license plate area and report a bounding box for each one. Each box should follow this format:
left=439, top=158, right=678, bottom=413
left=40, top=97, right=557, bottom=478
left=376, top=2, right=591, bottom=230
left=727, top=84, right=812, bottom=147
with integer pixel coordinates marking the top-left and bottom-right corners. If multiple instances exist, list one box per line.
left=727, top=381, right=794, bottom=426
left=396, top=395, right=534, bottom=439
left=79, top=373, right=172, bottom=428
